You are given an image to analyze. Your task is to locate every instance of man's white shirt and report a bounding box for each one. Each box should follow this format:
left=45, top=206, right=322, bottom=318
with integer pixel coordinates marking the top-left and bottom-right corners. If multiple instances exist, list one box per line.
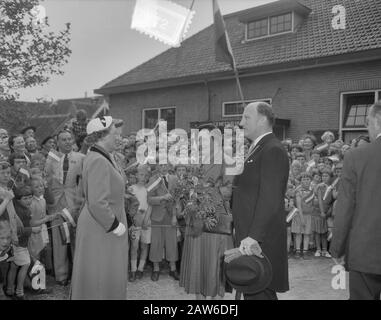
left=248, top=131, right=273, bottom=154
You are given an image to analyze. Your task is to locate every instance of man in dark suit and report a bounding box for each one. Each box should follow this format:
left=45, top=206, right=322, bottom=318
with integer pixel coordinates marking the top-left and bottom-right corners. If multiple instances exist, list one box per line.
left=331, top=101, right=381, bottom=300
left=232, top=102, right=289, bottom=300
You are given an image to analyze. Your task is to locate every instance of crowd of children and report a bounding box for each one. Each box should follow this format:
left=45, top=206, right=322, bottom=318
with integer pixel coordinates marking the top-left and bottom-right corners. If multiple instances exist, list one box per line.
left=0, top=112, right=371, bottom=299
left=284, top=131, right=357, bottom=259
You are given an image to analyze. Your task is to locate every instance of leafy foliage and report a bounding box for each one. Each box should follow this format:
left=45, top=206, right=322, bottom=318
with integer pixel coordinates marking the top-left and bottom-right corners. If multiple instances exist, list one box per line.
left=0, top=0, right=71, bottom=100
left=171, top=167, right=222, bottom=237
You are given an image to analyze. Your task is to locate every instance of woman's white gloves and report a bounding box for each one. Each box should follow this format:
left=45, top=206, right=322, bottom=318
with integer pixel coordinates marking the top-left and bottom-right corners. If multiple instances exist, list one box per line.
left=112, top=223, right=126, bottom=236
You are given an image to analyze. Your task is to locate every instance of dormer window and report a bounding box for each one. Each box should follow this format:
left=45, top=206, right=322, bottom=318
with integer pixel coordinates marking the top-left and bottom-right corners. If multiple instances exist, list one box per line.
left=239, top=0, right=312, bottom=42
left=246, top=12, right=293, bottom=40
left=247, top=18, right=268, bottom=39
left=270, top=12, right=292, bottom=34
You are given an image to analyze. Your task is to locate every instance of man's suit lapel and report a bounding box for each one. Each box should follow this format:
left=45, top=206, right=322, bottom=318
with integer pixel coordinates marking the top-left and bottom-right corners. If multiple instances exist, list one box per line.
left=245, top=133, right=275, bottom=164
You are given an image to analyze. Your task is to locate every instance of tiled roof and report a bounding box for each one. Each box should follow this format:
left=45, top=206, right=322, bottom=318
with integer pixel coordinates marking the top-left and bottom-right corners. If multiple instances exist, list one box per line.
left=96, top=0, right=381, bottom=93
left=29, top=114, right=72, bottom=143
left=1, top=96, right=108, bottom=143
left=51, top=96, right=108, bottom=118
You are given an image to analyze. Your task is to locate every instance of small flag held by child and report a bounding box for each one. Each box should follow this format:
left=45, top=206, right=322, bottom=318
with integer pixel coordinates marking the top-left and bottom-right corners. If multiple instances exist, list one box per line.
left=147, top=176, right=162, bottom=192
left=19, top=168, right=30, bottom=178
left=59, top=222, right=71, bottom=244
left=41, top=223, right=49, bottom=244
left=48, top=150, right=61, bottom=162
left=61, top=208, right=76, bottom=227
left=286, top=207, right=299, bottom=223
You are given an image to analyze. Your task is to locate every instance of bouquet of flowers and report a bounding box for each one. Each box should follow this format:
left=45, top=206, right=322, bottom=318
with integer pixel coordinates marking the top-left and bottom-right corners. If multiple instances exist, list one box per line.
left=171, top=167, right=222, bottom=238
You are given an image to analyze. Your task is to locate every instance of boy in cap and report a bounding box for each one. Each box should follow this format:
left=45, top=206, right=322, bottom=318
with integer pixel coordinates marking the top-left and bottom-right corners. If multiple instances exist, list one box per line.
left=71, top=109, right=88, bottom=149
left=20, top=126, right=36, bottom=140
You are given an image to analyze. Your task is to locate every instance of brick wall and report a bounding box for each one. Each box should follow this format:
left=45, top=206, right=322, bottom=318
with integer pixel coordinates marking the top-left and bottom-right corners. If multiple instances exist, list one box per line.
left=109, top=59, right=381, bottom=141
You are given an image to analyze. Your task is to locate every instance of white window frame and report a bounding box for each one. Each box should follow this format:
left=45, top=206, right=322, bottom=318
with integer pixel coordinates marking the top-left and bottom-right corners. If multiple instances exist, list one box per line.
left=339, top=90, right=380, bottom=136
left=245, top=11, right=294, bottom=42
left=142, top=106, right=176, bottom=129
left=222, top=98, right=272, bottom=118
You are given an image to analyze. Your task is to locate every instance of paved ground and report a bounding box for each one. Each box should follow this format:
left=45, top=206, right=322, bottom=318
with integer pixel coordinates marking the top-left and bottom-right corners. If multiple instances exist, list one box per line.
left=5, top=254, right=347, bottom=300
left=126, top=254, right=349, bottom=300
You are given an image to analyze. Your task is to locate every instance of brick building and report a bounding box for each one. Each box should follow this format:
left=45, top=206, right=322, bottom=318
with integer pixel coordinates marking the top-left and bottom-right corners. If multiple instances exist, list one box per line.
left=95, top=0, right=381, bottom=142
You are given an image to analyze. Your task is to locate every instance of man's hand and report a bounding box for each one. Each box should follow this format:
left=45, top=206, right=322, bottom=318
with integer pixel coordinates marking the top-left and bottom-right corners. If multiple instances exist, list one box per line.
left=171, top=216, right=177, bottom=227
left=239, top=237, right=264, bottom=257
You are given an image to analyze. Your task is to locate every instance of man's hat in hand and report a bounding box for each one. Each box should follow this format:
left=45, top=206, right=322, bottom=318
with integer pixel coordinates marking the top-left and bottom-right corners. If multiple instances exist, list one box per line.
left=225, top=254, right=273, bottom=294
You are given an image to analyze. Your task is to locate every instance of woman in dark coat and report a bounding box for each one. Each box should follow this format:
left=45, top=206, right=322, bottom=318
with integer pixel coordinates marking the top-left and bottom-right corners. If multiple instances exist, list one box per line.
left=70, top=116, right=128, bottom=300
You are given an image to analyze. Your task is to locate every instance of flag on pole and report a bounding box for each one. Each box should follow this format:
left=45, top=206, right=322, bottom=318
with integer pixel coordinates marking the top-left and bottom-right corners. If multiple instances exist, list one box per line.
left=213, top=0, right=234, bottom=68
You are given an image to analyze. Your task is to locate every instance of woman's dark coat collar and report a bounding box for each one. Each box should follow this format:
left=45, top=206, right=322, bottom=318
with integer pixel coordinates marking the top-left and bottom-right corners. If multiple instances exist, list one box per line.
left=90, top=144, right=115, bottom=168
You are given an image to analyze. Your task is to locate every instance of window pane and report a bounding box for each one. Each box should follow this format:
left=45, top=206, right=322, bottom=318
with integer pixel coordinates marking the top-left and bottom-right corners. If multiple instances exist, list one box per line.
left=344, top=92, right=375, bottom=128
left=224, top=100, right=271, bottom=116
left=225, top=104, right=236, bottom=115
left=348, top=107, right=356, bottom=116
left=355, top=117, right=365, bottom=126
left=144, top=109, right=158, bottom=129
left=357, top=106, right=367, bottom=116
left=161, top=108, right=176, bottom=131
left=345, top=116, right=355, bottom=127
left=247, top=18, right=268, bottom=39
left=270, top=12, right=292, bottom=34
left=224, top=103, right=245, bottom=116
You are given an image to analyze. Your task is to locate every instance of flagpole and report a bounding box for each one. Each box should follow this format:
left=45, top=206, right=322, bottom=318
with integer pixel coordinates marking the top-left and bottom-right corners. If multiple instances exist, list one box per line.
left=218, top=0, right=245, bottom=107
left=231, top=54, right=245, bottom=106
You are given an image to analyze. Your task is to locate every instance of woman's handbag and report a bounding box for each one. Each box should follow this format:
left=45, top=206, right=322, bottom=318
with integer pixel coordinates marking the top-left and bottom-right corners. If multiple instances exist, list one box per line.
left=203, top=186, right=233, bottom=236
left=203, top=211, right=233, bottom=236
